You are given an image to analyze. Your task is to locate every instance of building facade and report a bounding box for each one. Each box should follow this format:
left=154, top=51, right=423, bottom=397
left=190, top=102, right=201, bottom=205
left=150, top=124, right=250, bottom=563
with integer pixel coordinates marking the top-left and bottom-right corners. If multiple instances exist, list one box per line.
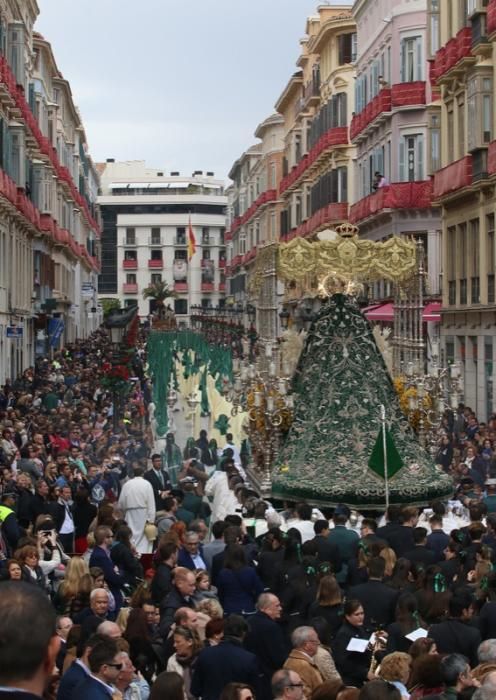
left=350, top=0, right=441, bottom=302
left=97, top=160, right=227, bottom=321
left=0, top=1, right=100, bottom=384
left=226, top=113, right=284, bottom=332
left=225, top=6, right=356, bottom=336
left=431, top=0, right=496, bottom=419
left=277, top=5, right=356, bottom=251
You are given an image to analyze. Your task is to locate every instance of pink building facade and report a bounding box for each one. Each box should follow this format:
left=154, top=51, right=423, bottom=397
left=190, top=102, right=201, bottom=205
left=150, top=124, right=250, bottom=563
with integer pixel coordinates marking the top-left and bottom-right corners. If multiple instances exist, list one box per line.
left=351, top=0, right=441, bottom=302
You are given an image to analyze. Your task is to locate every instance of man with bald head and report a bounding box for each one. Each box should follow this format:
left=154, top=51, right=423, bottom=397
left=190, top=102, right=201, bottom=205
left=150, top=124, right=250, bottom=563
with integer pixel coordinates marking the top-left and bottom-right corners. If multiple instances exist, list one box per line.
left=244, top=593, right=290, bottom=700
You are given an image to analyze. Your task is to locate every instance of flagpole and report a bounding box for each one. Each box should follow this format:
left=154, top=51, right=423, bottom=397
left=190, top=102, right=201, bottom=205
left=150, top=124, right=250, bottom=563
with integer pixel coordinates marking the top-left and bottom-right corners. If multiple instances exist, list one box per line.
left=380, top=404, right=389, bottom=509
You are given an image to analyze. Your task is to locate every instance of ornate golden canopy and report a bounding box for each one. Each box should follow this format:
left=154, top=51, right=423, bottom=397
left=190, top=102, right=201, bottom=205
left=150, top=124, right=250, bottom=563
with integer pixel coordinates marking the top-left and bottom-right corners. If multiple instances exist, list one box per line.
left=277, top=223, right=417, bottom=292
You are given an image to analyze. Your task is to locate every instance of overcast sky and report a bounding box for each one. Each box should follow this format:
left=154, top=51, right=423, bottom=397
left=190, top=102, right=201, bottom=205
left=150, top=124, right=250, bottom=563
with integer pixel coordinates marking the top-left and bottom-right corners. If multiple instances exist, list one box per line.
left=35, top=1, right=350, bottom=182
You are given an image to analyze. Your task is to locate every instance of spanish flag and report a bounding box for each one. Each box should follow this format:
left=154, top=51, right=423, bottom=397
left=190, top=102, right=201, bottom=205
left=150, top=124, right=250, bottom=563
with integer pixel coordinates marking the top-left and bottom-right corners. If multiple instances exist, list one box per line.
left=187, top=217, right=196, bottom=261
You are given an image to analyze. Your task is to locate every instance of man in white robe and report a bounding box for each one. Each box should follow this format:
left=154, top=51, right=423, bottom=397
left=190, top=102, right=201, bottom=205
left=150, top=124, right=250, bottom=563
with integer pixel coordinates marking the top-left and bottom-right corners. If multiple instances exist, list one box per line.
left=118, top=466, right=156, bottom=554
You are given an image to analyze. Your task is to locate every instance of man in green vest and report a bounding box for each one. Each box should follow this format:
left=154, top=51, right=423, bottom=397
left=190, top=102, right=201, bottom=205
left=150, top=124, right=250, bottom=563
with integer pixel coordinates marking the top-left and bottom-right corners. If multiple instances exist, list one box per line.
left=0, top=491, right=21, bottom=555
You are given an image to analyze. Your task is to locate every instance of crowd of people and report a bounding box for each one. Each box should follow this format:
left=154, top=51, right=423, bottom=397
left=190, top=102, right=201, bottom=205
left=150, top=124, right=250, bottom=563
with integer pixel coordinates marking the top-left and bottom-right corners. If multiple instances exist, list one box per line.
left=2, top=329, right=496, bottom=700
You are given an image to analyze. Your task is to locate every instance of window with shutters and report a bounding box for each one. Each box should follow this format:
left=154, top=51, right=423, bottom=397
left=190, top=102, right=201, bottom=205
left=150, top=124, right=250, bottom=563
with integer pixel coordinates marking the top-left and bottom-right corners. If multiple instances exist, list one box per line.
left=488, top=214, right=495, bottom=303
left=429, top=113, right=441, bottom=174
left=469, top=219, right=480, bottom=303
left=126, top=274, right=136, bottom=285
left=399, top=134, right=424, bottom=181
left=8, top=24, right=24, bottom=87
left=428, top=0, right=440, bottom=56
left=459, top=223, right=468, bottom=304
left=400, top=36, right=423, bottom=82
left=338, top=33, right=356, bottom=64
left=126, top=227, right=136, bottom=245
left=457, top=96, right=465, bottom=159
left=467, top=75, right=492, bottom=151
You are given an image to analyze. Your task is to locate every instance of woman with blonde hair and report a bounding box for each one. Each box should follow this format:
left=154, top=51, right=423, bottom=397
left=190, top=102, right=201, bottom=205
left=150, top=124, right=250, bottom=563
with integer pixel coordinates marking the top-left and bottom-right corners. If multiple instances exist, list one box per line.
left=56, top=555, right=91, bottom=616
left=380, top=547, right=397, bottom=579
left=379, top=652, right=412, bottom=699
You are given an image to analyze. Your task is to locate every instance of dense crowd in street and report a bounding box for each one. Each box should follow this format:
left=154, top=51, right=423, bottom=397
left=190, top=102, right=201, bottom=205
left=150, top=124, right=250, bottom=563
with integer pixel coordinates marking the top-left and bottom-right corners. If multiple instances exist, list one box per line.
left=3, top=331, right=496, bottom=700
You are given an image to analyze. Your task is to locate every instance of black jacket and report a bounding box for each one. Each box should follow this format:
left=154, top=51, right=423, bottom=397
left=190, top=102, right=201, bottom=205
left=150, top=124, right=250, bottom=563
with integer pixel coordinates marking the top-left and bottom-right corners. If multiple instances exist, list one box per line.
left=191, top=638, right=261, bottom=700
left=479, top=601, right=496, bottom=640
left=159, top=586, right=195, bottom=639
left=144, top=468, right=172, bottom=511
left=244, top=611, right=290, bottom=700
left=310, top=535, right=342, bottom=573
left=110, top=542, right=143, bottom=587
left=430, top=618, right=481, bottom=668
left=376, top=523, right=415, bottom=557
left=333, top=620, right=372, bottom=688
left=150, top=562, right=174, bottom=605
left=403, top=546, right=437, bottom=567
left=349, top=579, right=399, bottom=631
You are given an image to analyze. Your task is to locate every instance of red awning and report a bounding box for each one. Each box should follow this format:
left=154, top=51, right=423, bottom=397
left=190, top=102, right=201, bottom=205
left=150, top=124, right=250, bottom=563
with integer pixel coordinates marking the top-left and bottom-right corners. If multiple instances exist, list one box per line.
left=364, top=302, right=394, bottom=321
left=363, top=301, right=442, bottom=323
left=423, top=301, right=441, bottom=322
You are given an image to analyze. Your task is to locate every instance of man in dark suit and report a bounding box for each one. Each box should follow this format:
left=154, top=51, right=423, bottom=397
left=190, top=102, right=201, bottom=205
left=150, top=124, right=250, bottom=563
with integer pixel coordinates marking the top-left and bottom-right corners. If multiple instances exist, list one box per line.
left=144, top=454, right=172, bottom=511
left=376, top=505, right=402, bottom=543
left=72, top=638, right=122, bottom=700
left=403, top=527, right=437, bottom=567
left=378, top=506, right=417, bottom=557
left=349, top=556, right=399, bottom=632
left=89, top=526, right=125, bottom=615
left=191, top=615, right=261, bottom=700
left=57, top=633, right=107, bottom=700
left=244, top=593, right=290, bottom=700
left=426, top=514, right=450, bottom=562
left=310, top=520, right=342, bottom=574
left=430, top=589, right=481, bottom=668
left=177, top=530, right=207, bottom=570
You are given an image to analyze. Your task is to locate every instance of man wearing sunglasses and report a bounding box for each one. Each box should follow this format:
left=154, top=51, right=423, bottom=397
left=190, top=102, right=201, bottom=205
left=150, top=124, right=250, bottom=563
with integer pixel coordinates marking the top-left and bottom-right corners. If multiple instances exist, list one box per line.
left=72, top=638, right=122, bottom=699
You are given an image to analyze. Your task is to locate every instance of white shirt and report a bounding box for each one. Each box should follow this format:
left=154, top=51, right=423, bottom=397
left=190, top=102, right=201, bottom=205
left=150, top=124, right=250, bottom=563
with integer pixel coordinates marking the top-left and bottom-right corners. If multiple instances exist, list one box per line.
left=59, top=499, right=75, bottom=534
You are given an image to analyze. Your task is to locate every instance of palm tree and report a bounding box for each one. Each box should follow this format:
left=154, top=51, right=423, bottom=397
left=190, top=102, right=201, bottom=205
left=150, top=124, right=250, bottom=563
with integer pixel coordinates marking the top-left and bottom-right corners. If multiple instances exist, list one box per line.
left=142, top=280, right=177, bottom=319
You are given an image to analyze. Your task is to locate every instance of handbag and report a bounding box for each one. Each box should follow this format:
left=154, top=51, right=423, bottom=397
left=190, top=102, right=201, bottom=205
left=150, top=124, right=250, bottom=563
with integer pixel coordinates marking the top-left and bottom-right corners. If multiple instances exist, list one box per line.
left=143, top=520, right=158, bottom=542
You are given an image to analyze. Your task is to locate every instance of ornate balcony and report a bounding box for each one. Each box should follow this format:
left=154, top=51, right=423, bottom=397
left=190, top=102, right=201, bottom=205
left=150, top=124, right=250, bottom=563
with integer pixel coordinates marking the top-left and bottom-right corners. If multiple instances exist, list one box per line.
left=123, top=259, right=138, bottom=269
left=218, top=258, right=226, bottom=268
left=488, top=0, right=496, bottom=35
left=350, top=88, right=391, bottom=142
left=148, top=259, right=163, bottom=269
left=431, top=27, right=474, bottom=83
left=279, top=127, right=349, bottom=195
left=201, top=282, right=214, bottom=292
left=219, top=282, right=226, bottom=292
left=432, top=157, right=473, bottom=199
left=349, top=182, right=433, bottom=224
left=281, top=202, right=349, bottom=241
left=122, top=283, right=138, bottom=294
left=174, top=281, right=188, bottom=292
left=488, top=140, right=496, bottom=174
left=390, top=81, right=426, bottom=108
left=227, top=189, right=278, bottom=237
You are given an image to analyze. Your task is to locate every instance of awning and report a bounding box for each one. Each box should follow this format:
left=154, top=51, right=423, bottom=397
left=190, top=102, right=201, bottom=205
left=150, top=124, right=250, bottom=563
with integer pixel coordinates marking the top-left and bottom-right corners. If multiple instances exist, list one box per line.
left=423, top=301, right=441, bottom=322
left=363, top=301, right=442, bottom=323
left=364, top=302, right=394, bottom=321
